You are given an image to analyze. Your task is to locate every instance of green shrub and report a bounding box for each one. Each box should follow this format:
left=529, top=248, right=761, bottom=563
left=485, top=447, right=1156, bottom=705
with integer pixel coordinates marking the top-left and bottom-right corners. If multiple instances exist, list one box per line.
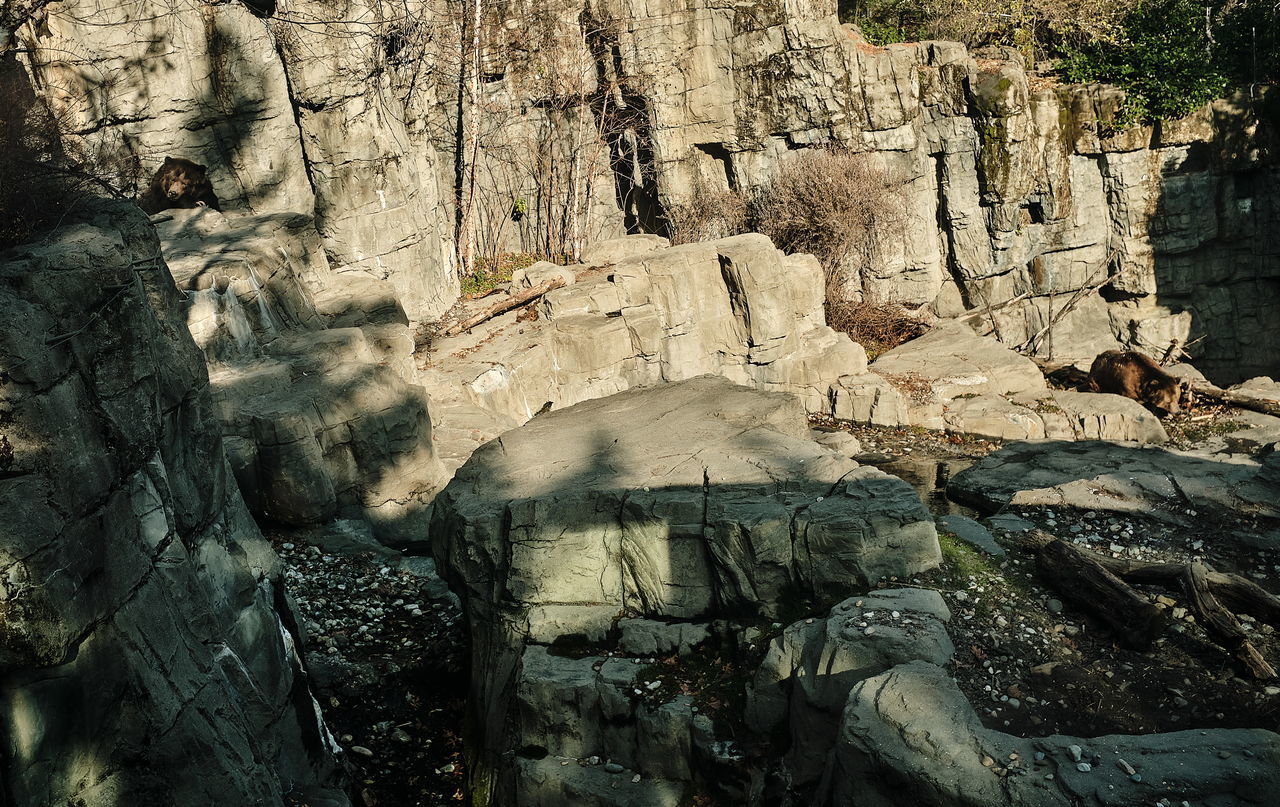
left=1059, top=0, right=1230, bottom=122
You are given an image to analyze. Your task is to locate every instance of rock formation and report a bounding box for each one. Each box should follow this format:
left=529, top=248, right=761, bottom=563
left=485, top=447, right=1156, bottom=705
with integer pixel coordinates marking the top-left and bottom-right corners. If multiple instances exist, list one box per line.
left=431, top=377, right=941, bottom=803
left=949, top=440, right=1280, bottom=530
left=829, top=661, right=1280, bottom=807
left=13, top=0, right=1280, bottom=381
left=0, top=202, right=347, bottom=805
left=158, top=207, right=448, bottom=545
left=421, top=233, right=866, bottom=469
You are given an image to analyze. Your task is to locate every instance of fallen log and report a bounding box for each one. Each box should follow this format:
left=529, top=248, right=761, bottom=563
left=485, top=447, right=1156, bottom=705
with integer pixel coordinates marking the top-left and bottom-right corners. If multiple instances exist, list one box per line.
left=1034, top=538, right=1167, bottom=649
left=1008, top=529, right=1280, bottom=678
left=443, top=276, right=566, bottom=337
left=1186, top=562, right=1277, bottom=679
left=1186, top=381, right=1280, bottom=418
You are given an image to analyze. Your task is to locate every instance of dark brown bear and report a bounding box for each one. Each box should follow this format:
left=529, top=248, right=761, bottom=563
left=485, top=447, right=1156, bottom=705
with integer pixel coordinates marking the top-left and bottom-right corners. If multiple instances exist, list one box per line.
left=1087, top=350, right=1184, bottom=416
left=139, top=156, right=221, bottom=214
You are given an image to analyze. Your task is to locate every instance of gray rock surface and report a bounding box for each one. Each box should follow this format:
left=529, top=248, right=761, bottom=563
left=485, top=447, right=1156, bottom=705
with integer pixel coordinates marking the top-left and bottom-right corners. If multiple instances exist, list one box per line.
left=19, top=0, right=1280, bottom=382
left=829, top=661, right=1280, bottom=807
left=421, top=234, right=866, bottom=471
left=949, top=440, right=1280, bottom=528
left=0, top=203, right=346, bottom=806
left=748, top=590, right=954, bottom=789
left=431, top=377, right=940, bottom=803
left=158, top=208, right=448, bottom=543
left=1038, top=390, right=1169, bottom=444
left=1221, top=410, right=1280, bottom=455
left=871, top=321, right=1047, bottom=402
left=937, top=514, right=1006, bottom=556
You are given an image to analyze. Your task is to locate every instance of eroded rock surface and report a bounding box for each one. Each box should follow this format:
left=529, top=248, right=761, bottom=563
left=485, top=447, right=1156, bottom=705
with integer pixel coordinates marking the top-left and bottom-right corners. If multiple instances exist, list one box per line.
left=949, top=440, right=1280, bottom=532
left=422, top=234, right=867, bottom=471
left=829, top=661, right=1280, bottom=807
left=431, top=377, right=940, bottom=803
left=17, top=0, right=1280, bottom=381
left=0, top=202, right=346, bottom=805
left=158, top=208, right=448, bottom=544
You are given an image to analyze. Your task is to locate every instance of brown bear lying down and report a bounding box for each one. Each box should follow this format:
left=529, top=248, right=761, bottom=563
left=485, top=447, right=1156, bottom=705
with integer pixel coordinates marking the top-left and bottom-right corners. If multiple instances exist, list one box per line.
left=1087, top=350, right=1185, bottom=416
left=139, top=156, right=221, bottom=214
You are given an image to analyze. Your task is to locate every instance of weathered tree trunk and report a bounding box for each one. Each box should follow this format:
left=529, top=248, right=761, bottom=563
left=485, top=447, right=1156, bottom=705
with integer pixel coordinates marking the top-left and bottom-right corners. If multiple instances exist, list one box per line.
left=1185, top=562, right=1277, bottom=679
left=443, top=277, right=565, bottom=336
left=1010, top=530, right=1280, bottom=678
left=1187, top=381, right=1280, bottom=417
left=1035, top=538, right=1167, bottom=649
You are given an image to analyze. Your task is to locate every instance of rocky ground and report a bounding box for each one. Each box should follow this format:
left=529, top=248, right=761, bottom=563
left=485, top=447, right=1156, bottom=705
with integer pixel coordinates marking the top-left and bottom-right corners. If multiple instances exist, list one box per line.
left=813, top=401, right=1280, bottom=741
left=268, top=525, right=468, bottom=807
left=928, top=507, right=1280, bottom=739
left=271, top=396, right=1277, bottom=805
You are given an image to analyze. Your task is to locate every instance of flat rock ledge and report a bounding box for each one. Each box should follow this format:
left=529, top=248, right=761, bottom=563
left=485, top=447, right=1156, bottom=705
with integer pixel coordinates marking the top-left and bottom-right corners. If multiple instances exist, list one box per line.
left=830, top=660, right=1280, bottom=807
left=431, top=377, right=940, bottom=803
left=949, top=440, right=1280, bottom=536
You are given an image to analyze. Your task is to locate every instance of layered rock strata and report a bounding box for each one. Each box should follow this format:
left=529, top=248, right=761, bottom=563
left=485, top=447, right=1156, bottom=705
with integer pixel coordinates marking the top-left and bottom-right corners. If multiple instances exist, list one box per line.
left=421, top=233, right=867, bottom=471
left=0, top=202, right=347, bottom=806
left=158, top=207, right=447, bottom=544
left=430, top=377, right=941, bottom=804
left=17, top=0, right=1280, bottom=380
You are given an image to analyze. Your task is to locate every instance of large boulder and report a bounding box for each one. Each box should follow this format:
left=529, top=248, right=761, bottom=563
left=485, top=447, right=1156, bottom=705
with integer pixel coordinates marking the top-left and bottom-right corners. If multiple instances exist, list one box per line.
left=870, top=321, right=1047, bottom=402
left=0, top=203, right=346, bottom=806
left=747, top=589, right=955, bottom=790
left=829, top=661, right=1280, bottom=807
left=431, top=377, right=940, bottom=804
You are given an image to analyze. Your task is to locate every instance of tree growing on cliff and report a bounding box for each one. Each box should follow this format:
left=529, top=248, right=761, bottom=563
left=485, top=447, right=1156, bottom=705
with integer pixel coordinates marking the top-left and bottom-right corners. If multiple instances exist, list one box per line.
left=846, top=0, right=1141, bottom=61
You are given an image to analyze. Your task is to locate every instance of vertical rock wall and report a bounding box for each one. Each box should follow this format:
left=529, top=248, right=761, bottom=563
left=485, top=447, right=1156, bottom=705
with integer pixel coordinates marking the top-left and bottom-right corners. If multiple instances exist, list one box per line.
left=24, top=0, right=313, bottom=212
left=15, top=0, right=1280, bottom=377
left=0, top=201, right=347, bottom=806
left=276, top=0, right=460, bottom=320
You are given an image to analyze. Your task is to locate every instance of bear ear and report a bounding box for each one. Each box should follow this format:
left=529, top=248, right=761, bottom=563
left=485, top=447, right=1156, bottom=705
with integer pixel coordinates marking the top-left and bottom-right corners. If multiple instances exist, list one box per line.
left=192, top=162, right=208, bottom=174
left=162, top=156, right=176, bottom=165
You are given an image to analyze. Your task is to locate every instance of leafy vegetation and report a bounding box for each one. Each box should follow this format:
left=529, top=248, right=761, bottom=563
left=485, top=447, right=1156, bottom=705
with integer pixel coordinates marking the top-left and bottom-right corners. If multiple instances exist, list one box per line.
left=1059, top=1, right=1229, bottom=121
left=459, top=251, right=541, bottom=297
left=844, top=0, right=1280, bottom=123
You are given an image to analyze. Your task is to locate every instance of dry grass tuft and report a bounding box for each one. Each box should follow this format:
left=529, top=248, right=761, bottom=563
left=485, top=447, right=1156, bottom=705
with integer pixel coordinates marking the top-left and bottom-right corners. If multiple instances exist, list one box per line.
left=665, top=178, right=748, bottom=245
left=826, top=299, right=929, bottom=359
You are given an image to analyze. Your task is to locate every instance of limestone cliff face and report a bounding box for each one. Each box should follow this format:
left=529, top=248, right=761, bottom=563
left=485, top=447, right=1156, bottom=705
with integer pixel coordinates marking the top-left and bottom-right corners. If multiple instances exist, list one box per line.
left=0, top=202, right=347, bottom=806
left=14, top=0, right=1280, bottom=379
